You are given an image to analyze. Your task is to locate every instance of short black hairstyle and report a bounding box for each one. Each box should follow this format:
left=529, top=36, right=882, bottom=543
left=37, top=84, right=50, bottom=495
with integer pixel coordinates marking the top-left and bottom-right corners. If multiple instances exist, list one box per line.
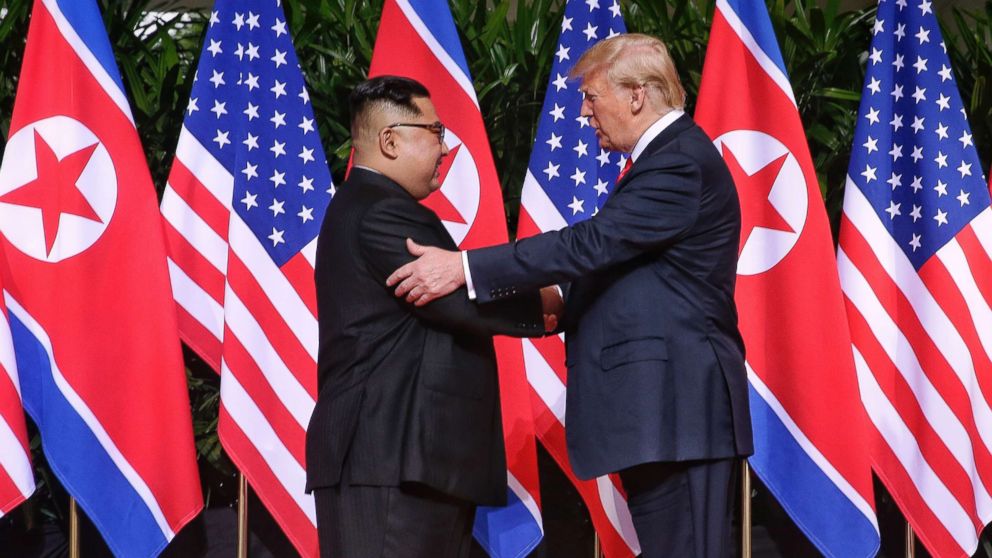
left=349, top=75, right=431, bottom=129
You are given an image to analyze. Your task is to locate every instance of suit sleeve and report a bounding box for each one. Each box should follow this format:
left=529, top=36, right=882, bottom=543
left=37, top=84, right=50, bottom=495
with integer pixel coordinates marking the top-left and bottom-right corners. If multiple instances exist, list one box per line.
left=468, top=153, right=701, bottom=303
left=360, top=197, right=544, bottom=337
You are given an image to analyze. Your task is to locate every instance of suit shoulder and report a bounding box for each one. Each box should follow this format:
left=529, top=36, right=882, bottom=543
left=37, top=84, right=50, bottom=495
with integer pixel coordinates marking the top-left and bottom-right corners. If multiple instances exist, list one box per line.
left=362, top=194, right=440, bottom=230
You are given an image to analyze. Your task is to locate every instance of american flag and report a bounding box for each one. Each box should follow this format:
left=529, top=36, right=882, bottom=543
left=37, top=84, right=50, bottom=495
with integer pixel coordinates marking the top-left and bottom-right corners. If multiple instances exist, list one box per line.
left=160, top=0, right=332, bottom=555
left=516, top=1, right=639, bottom=556
left=0, top=256, right=33, bottom=519
left=837, top=0, right=992, bottom=556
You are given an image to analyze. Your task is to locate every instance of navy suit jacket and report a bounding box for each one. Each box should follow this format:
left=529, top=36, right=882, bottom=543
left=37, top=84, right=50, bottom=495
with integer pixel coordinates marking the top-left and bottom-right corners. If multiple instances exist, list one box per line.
left=467, top=114, right=753, bottom=479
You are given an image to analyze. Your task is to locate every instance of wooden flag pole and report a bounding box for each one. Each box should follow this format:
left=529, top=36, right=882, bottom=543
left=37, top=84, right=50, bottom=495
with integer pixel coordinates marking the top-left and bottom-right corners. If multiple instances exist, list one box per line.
left=238, top=473, right=249, bottom=558
left=905, top=522, right=916, bottom=558
left=69, top=496, right=80, bottom=558
left=593, top=533, right=603, bottom=557
left=741, top=460, right=752, bottom=558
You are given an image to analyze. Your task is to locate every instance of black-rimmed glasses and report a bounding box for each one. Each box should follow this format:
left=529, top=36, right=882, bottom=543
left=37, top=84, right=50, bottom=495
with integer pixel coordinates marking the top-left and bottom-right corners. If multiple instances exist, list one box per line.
left=387, top=122, right=446, bottom=144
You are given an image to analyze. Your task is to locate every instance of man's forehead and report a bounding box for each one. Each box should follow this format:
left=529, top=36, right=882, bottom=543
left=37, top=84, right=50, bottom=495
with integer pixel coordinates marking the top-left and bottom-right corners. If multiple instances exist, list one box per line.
left=412, top=96, right=439, bottom=119
left=578, top=70, right=607, bottom=93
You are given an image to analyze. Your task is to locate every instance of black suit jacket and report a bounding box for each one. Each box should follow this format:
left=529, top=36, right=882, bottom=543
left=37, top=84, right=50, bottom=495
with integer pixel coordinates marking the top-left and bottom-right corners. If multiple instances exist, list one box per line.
left=468, top=115, right=753, bottom=479
left=306, top=168, right=543, bottom=505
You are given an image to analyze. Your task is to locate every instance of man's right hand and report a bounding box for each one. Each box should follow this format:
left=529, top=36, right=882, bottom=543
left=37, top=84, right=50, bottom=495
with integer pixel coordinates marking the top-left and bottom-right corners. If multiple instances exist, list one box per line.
left=386, top=238, right=465, bottom=306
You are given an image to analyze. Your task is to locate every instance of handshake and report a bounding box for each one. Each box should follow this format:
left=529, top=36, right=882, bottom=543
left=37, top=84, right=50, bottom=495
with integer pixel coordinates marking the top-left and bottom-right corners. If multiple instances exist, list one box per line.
left=386, top=238, right=564, bottom=334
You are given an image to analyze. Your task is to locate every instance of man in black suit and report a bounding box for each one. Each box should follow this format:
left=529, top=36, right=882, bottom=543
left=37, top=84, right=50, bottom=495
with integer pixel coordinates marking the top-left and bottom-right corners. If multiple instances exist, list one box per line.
left=386, top=35, right=753, bottom=557
left=306, top=76, right=553, bottom=558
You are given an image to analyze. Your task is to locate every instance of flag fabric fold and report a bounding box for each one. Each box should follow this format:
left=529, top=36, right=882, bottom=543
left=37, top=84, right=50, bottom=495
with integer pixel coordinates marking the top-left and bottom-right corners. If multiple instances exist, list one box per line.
left=0, top=250, right=34, bottom=519
left=0, top=0, right=202, bottom=556
left=838, top=0, right=992, bottom=556
left=368, top=1, right=544, bottom=555
left=695, top=1, right=881, bottom=556
left=160, top=0, right=335, bottom=555
left=515, top=1, right=640, bottom=557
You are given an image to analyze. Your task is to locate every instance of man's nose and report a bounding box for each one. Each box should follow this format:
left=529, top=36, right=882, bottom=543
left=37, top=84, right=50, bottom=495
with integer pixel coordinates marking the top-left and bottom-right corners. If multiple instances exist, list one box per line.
left=440, top=141, right=450, bottom=156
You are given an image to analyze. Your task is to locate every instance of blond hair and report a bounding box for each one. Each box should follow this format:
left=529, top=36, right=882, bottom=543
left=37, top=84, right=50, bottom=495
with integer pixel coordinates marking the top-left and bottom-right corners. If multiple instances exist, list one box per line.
left=570, top=33, right=686, bottom=110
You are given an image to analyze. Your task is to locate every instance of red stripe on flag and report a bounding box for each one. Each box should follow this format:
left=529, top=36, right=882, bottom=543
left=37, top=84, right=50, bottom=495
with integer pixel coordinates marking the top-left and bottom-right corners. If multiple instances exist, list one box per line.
left=221, top=326, right=307, bottom=468
left=0, top=376, right=29, bottom=455
left=163, top=221, right=226, bottom=304
left=516, top=206, right=543, bottom=240
left=840, top=229, right=992, bottom=460
left=279, top=253, right=317, bottom=319
left=919, top=254, right=992, bottom=464
left=228, top=255, right=317, bottom=397
left=0, top=468, right=26, bottom=516
left=219, top=405, right=317, bottom=558
left=870, top=425, right=973, bottom=558
left=528, top=336, right=568, bottom=385
left=175, top=304, right=223, bottom=373
left=955, top=227, right=992, bottom=318
left=167, top=158, right=231, bottom=240
left=845, top=299, right=984, bottom=525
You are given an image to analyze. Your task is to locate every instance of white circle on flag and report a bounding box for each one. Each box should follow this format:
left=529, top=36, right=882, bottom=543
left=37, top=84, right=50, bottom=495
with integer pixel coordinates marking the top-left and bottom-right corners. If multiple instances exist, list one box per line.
left=438, top=129, right=480, bottom=245
left=713, top=130, right=807, bottom=276
left=0, top=116, right=117, bottom=263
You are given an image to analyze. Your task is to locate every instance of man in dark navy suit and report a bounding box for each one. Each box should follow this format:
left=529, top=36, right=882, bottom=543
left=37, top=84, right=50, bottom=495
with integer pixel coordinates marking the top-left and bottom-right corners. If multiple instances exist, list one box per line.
left=386, top=34, right=753, bottom=558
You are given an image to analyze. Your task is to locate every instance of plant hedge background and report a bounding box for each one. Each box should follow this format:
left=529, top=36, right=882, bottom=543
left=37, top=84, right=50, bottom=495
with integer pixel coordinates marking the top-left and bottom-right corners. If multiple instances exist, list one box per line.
left=0, top=0, right=990, bottom=555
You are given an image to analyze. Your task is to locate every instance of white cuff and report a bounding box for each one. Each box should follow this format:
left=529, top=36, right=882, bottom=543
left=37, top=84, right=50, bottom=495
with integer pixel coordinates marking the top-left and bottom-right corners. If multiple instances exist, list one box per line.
left=462, top=251, right=477, bottom=300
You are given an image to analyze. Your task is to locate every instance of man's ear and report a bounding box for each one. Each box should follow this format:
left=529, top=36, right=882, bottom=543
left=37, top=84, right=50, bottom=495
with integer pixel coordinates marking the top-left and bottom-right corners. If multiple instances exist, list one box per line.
left=629, top=84, right=647, bottom=114
left=379, top=127, right=399, bottom=159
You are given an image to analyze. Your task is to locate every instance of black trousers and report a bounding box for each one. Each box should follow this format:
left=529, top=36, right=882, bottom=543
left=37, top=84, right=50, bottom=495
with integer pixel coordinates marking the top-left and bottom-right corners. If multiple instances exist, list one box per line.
left=314, top=480, right=475, bottom=558
left=619, top=458, right=738, bottom=558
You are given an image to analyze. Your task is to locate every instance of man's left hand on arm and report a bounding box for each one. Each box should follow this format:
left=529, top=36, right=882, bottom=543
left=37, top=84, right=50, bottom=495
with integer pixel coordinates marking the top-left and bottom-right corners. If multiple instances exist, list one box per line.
left=386, top=238, right=465, bottom=306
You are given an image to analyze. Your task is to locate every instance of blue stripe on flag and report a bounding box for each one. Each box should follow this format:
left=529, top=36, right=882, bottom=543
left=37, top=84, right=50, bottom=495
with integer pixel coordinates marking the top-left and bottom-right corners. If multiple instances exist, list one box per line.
left=722, top=0, right=788, bottom=77
left=404, top=0, right=472, bottom=81
left=473, top=487, right=543, bottom=558
left=10, top=312, right=168, bottom=558
left=52, top=0, right=126, bottom=95
left=748, top=385, right=880, bottom=558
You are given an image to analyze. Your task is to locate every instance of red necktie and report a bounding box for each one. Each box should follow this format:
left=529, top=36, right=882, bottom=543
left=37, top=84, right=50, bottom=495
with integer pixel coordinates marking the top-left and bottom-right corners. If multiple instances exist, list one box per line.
left=616, top=157, right=633, bottom=184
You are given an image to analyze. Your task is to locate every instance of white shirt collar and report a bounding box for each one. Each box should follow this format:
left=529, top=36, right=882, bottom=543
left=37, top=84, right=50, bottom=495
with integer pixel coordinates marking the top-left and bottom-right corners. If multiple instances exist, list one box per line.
left=630, top=109, right=685, bottom=163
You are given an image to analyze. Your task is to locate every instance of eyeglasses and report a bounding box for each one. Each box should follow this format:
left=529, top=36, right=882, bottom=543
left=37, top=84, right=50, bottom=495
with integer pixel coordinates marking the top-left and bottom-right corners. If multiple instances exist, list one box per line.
left=387, top=121, right=446, bottom=144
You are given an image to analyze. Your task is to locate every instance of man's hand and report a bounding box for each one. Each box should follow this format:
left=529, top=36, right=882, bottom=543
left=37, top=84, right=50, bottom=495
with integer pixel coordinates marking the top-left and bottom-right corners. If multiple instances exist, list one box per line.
left=386, top=238, right=465, bottom=306
left=540, top=286, right=564, bottom=333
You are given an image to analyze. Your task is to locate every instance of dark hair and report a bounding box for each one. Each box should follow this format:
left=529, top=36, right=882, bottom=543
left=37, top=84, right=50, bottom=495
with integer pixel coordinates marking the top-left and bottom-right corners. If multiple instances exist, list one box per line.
left=349, top=76, right=431, bottom=128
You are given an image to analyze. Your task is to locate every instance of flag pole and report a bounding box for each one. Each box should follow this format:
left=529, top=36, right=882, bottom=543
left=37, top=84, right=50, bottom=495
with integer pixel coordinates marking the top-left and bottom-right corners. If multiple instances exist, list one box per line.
left=238, top=473, right=249, bottom=558
left=69, top=496, right=80, bottom=558
left=741, top=460, right=752, bottom=558
left=905, top=522, right=915, bottom=558
left=594, top=533, right=602, bottom=557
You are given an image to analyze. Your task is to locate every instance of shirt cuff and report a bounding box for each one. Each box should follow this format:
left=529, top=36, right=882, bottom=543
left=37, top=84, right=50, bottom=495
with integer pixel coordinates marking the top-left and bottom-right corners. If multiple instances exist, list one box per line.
left=462, top=251, right=477, bottom=300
